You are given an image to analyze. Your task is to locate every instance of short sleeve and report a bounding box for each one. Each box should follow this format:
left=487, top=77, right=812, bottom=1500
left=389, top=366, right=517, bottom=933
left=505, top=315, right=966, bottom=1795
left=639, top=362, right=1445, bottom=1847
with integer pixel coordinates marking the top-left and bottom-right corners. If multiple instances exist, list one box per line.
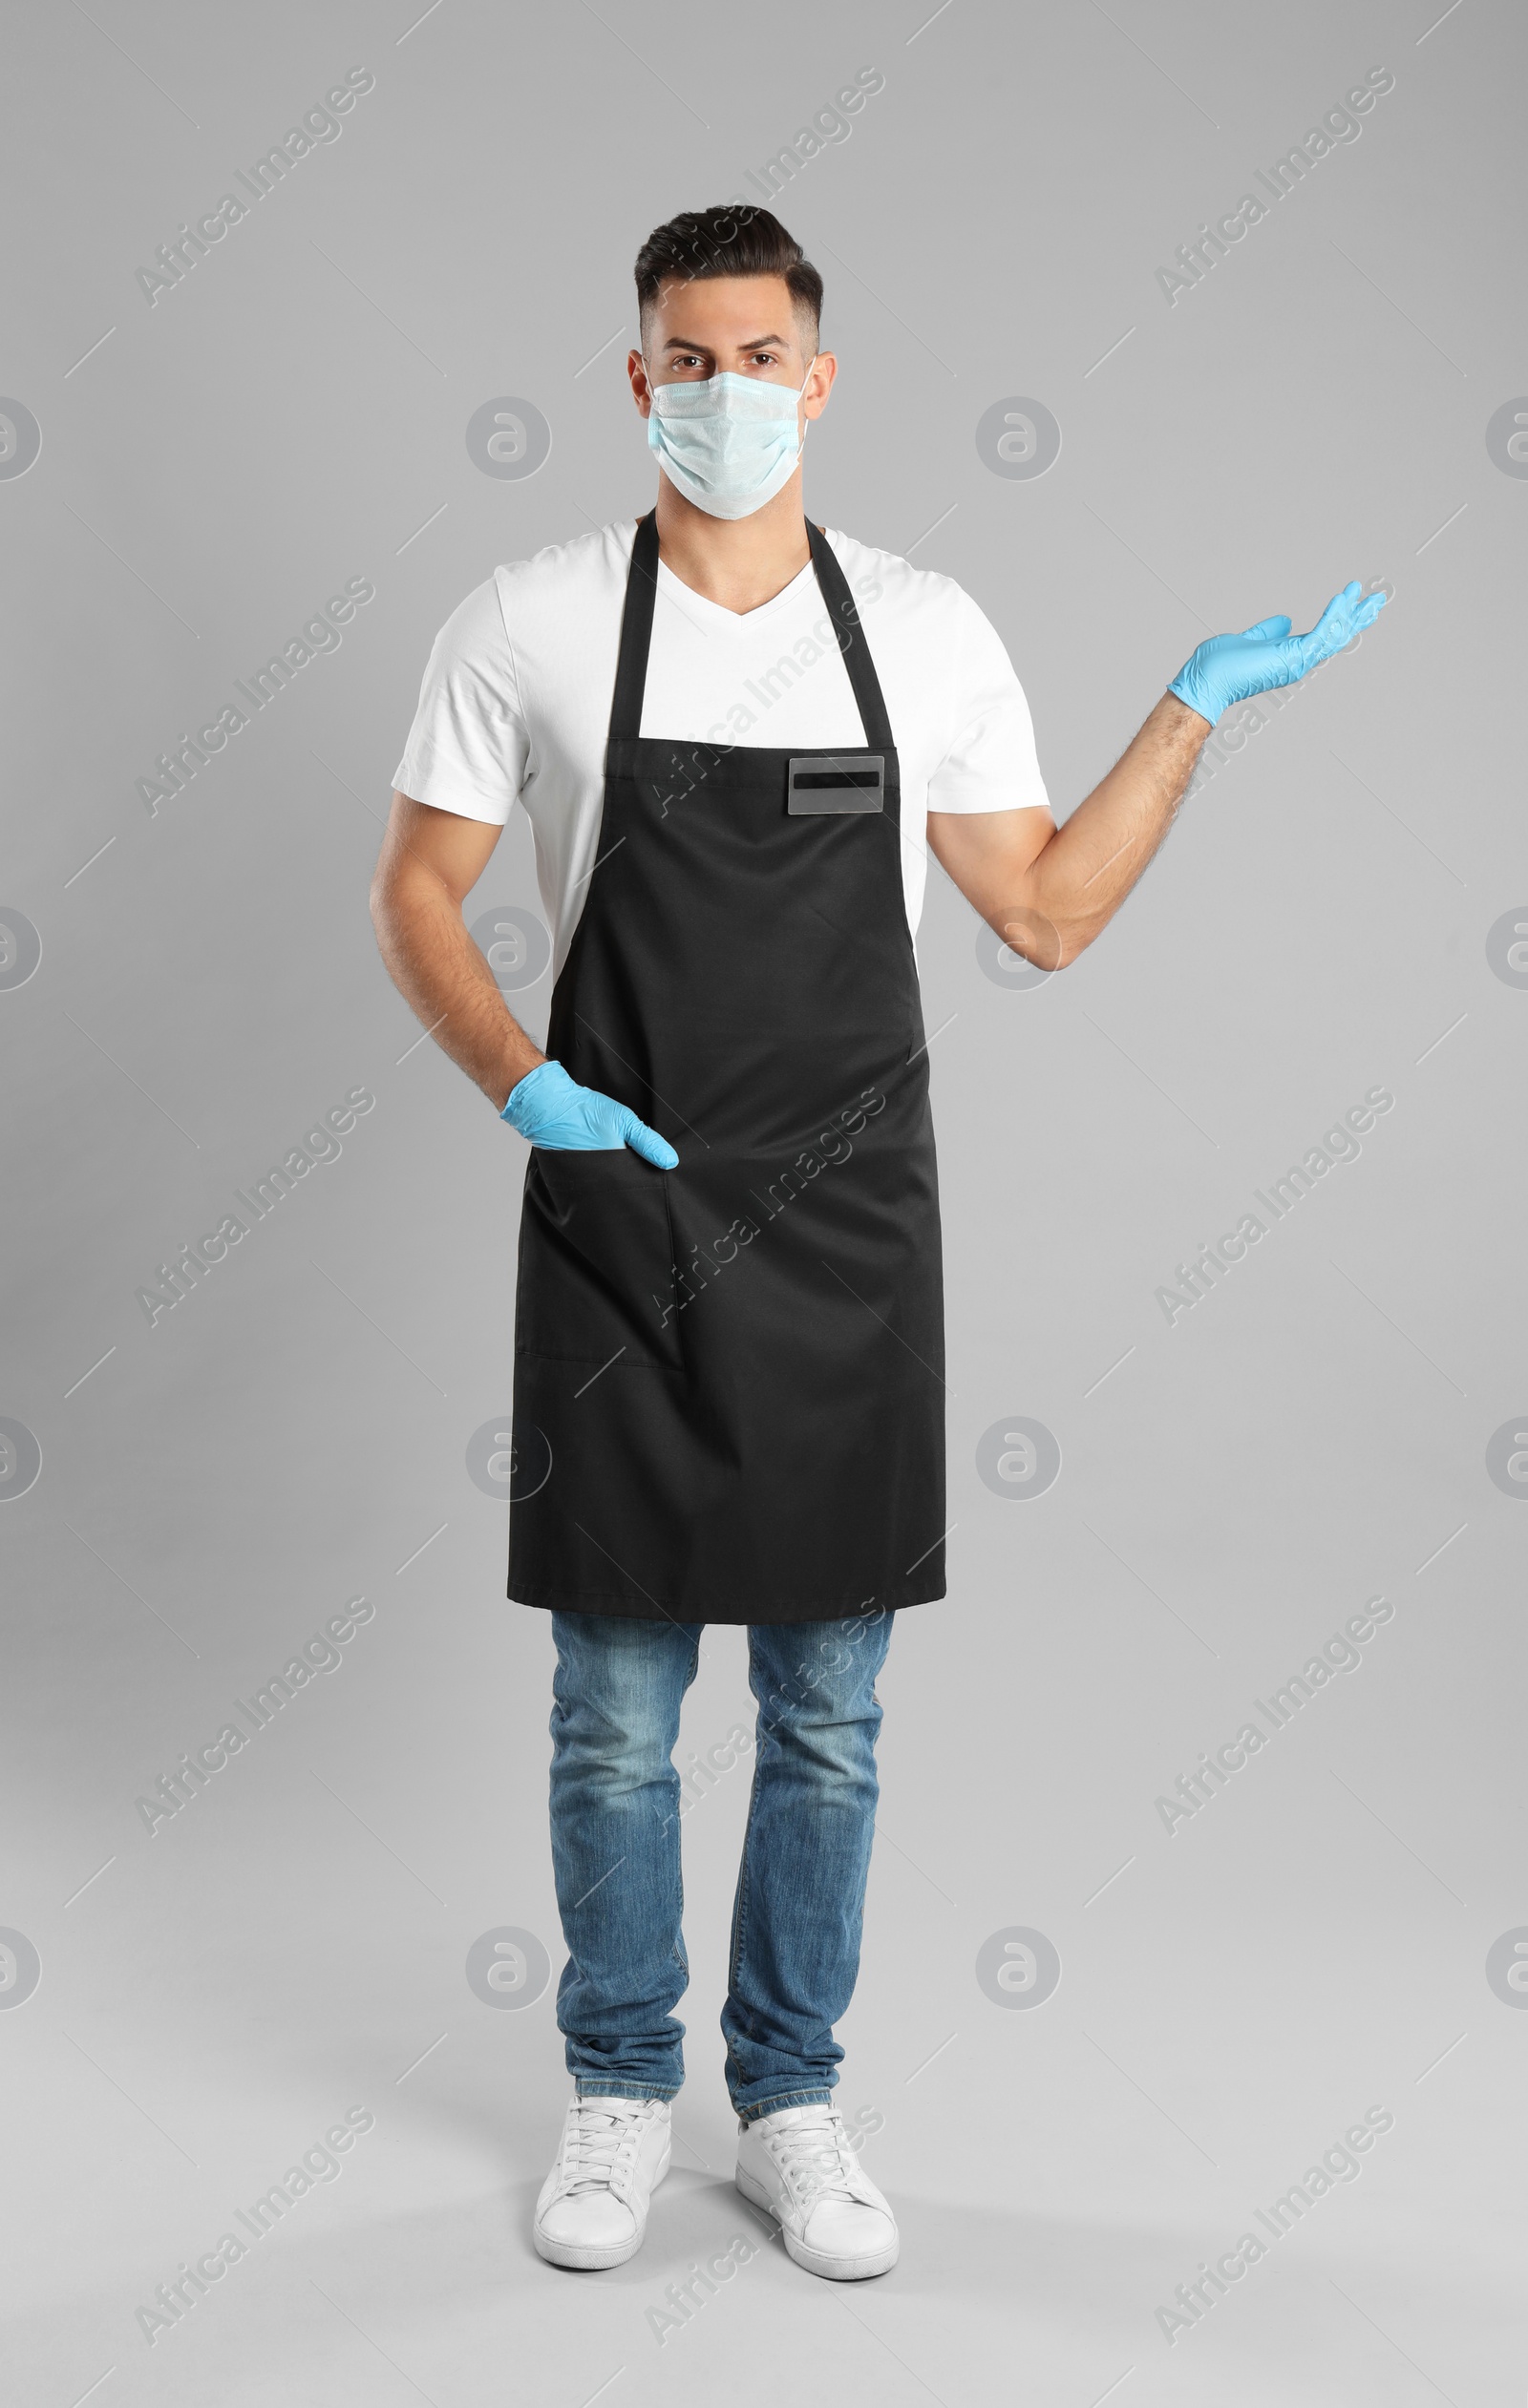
left=925, top=586, right=1051, bottom=818
left=391, top=576, right=528, bottom=827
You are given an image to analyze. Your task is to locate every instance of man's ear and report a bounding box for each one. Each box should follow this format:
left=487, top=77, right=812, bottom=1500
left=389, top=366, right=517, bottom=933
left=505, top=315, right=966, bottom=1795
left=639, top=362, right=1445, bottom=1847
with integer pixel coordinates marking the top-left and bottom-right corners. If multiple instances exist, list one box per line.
left=626, top=347, right=654, bottom=417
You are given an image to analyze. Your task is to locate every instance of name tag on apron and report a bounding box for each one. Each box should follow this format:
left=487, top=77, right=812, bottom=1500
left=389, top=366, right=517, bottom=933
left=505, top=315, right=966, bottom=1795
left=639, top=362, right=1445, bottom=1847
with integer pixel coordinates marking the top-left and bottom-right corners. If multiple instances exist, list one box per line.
left=787, top=753, right=885, bottom=814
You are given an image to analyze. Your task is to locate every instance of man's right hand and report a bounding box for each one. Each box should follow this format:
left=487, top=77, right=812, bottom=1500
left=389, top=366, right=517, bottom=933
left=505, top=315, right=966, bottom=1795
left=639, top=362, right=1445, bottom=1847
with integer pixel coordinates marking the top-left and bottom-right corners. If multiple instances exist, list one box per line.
left=500, top=1060, right=678, bottom=1168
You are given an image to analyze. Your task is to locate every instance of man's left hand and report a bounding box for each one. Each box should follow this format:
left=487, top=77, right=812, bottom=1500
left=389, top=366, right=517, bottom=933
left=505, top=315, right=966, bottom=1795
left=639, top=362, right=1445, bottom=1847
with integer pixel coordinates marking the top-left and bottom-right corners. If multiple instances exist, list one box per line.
left=1168, top=581, right=1387, bottom=727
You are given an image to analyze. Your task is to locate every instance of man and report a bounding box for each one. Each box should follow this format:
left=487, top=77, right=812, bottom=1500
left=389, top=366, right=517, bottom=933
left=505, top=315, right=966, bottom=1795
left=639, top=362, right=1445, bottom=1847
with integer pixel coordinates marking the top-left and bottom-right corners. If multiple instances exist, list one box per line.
left=371, top=204, right=1384, bottom=2283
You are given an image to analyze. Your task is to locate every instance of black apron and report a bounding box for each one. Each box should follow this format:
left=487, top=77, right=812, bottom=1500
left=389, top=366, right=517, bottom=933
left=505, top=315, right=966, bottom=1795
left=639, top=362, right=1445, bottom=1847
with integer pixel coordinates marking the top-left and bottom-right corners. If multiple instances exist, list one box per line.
left=507, top=512, right=944, bottom=1624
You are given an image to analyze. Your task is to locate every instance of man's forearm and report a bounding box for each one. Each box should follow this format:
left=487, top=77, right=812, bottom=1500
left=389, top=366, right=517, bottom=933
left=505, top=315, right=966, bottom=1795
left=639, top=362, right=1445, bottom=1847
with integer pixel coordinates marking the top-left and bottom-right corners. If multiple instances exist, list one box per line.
left=1021, top=692, right=1208, bottom=965
left=989, top=581, right=1387, bottom=967
left=371, top=868, right=545, bottom=1111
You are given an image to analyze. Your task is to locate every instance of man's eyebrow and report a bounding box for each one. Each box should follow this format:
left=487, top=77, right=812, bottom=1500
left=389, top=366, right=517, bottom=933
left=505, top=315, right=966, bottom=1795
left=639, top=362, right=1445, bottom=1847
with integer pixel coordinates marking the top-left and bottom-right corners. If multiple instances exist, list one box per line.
left=660, top=331, right=790, bottom=350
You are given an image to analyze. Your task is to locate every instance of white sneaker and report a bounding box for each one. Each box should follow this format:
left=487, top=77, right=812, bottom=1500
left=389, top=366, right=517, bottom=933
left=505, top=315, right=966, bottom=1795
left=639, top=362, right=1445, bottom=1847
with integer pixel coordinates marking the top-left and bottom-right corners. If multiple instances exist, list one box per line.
left=533, top=2092, right=672, bottom=2270
left=735, top=2102, right=899, bottom=2279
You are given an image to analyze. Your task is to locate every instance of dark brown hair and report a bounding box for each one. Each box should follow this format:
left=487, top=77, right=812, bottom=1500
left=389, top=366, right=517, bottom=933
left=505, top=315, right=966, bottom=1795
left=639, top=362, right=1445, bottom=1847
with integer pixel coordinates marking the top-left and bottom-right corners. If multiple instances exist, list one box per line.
left=633, top=205, right=823, bottom=342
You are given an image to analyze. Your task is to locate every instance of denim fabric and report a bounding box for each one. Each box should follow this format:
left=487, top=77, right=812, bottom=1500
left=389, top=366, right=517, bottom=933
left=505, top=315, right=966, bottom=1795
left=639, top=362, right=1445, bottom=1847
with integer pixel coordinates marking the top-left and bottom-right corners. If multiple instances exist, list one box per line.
left=548, top=1608, right=892, bottom=2121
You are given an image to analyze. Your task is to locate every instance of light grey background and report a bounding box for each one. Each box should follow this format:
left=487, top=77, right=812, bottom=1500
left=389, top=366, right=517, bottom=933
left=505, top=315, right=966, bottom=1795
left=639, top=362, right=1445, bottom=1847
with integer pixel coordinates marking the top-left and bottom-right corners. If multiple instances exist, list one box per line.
left=3, top=1, right=1523, bottom=2400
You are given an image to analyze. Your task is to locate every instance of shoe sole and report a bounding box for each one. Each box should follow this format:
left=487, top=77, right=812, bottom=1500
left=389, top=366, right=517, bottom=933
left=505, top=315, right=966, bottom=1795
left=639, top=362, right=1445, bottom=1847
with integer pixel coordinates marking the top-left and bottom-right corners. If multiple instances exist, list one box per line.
left=534, top=2142, right=670, bottom=2271
left=734, top=2165, right=899, bottom=2280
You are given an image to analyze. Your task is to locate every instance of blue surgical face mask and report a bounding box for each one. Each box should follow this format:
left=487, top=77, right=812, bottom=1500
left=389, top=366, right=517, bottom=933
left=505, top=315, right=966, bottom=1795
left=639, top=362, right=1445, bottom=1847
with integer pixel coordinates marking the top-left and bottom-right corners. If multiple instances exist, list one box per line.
left=646, top=360, right=817, bottom=520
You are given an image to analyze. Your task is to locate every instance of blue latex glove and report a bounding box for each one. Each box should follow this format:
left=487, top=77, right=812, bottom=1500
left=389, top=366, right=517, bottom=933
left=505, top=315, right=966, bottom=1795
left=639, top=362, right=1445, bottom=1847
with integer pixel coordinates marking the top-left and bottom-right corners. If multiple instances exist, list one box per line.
left=500, top=1059, right=678, bottom=1168
left=1168, top=581, right=1387, bottom=726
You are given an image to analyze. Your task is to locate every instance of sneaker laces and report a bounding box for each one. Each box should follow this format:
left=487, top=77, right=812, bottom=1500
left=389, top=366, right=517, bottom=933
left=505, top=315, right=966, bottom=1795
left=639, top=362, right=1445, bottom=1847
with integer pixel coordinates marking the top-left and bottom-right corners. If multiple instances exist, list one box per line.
left=766, top=2108, right=860, bottom=2207
left=562, top=2101, right=646, bottom=2195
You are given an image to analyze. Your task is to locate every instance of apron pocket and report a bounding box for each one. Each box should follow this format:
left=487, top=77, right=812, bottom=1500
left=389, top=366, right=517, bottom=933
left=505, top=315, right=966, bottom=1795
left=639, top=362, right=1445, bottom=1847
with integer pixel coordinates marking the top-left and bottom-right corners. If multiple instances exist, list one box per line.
left=516, top=1148, right=682, bottom=1369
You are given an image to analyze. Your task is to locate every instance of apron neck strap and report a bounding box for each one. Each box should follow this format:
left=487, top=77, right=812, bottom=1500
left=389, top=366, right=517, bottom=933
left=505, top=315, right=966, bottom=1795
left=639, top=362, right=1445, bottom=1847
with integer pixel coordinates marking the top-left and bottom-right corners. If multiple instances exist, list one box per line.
left=804, top=519, right=893, bottom=752
left=606, top=511, right=893, bottom=752
left=607, top=511, right=662, bottom=746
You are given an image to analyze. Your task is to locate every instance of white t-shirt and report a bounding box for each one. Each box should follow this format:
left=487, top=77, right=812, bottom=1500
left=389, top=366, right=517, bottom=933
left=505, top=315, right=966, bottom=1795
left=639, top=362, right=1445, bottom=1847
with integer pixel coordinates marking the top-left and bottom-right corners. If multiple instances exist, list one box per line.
left=393, top=518, right=1051, bottom=973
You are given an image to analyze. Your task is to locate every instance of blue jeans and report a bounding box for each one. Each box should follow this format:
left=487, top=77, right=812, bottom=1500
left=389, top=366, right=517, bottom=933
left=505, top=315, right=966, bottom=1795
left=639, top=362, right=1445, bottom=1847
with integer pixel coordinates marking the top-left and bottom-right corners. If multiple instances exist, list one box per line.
left=548, top=1609, right=892, bottom=2122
